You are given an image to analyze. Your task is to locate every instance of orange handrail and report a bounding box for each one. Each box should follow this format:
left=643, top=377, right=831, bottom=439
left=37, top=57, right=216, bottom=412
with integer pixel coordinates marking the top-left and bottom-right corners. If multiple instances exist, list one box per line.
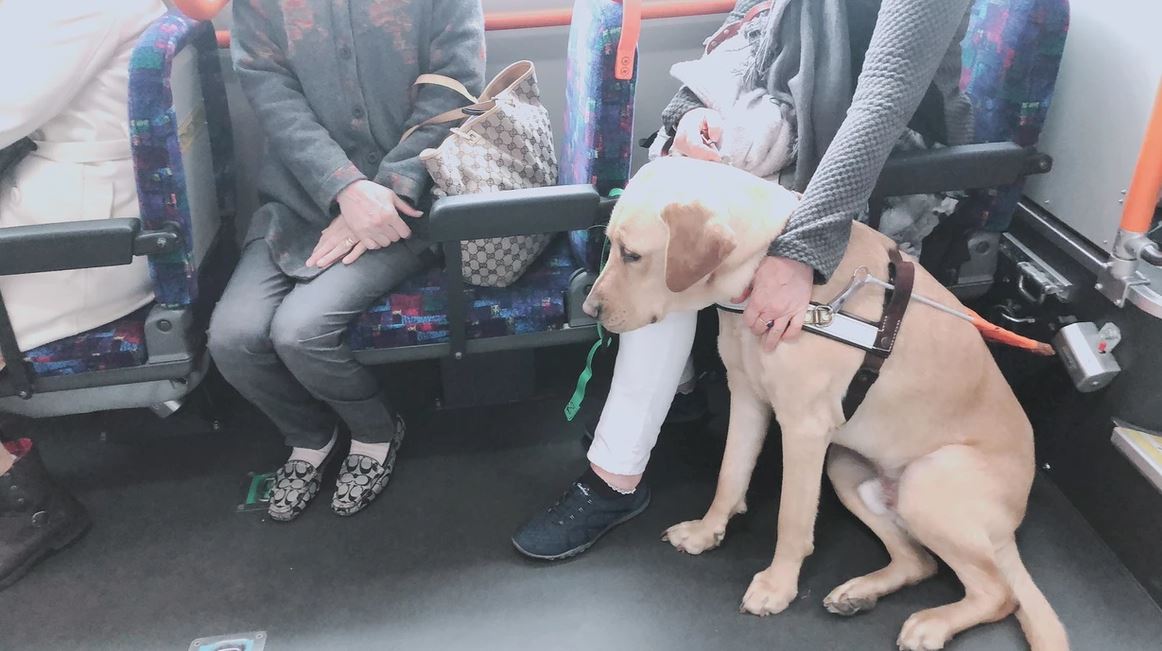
left=195, top=0, right=736, bottom=47
left=486, top=0, right=734, bottom=30
left=1120, top=80, right=1162, bottom=235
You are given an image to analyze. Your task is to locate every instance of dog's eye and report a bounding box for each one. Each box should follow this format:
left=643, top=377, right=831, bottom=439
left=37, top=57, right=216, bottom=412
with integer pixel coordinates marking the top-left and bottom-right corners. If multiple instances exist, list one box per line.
left=620, top=245, right=642, bottom=263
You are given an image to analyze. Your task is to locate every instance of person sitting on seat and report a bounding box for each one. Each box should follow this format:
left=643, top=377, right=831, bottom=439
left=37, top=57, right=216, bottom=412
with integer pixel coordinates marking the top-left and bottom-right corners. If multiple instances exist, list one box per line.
left=0, top=0, right=166, bottom=588
left=208, top=0, right=485, bottom=522
left=512, top=0, right=974, bottom=560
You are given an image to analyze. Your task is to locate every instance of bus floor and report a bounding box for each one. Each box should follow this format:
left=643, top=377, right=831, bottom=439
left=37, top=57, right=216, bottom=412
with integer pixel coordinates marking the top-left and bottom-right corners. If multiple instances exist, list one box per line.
left=1, top=369, right=1160, bottom=650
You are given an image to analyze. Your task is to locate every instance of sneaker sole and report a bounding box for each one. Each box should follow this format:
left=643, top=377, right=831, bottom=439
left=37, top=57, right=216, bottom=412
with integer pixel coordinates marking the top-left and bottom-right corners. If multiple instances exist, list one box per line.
left=510, top=492, right=652, bottom=561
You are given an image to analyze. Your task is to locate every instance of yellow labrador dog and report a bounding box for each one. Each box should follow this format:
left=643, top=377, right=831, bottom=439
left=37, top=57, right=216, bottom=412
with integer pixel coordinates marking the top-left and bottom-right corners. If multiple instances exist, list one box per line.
left=584, top=157, right=1066, bottom=651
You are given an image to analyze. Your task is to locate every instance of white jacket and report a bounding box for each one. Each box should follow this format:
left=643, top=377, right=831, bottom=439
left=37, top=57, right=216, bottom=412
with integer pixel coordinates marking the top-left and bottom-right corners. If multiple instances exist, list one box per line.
left=0, top=0, right=165, bottom=352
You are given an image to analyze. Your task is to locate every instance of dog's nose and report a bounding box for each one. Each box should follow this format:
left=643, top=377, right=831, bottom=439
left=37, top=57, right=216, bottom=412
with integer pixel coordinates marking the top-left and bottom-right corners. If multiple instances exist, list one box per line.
left=583, top=299, right=601, bottom=319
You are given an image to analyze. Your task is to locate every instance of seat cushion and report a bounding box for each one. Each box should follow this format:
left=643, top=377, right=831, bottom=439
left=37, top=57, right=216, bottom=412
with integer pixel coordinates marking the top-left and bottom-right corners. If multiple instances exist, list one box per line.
left=349, top=237, right=579, bottom=351
left=22, top=306, right=151, bottom=377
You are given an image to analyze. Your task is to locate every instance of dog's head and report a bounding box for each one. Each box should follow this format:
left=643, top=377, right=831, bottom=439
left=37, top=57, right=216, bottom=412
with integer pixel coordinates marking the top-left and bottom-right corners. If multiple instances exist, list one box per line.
left=583, top=158, right=797, bottom=333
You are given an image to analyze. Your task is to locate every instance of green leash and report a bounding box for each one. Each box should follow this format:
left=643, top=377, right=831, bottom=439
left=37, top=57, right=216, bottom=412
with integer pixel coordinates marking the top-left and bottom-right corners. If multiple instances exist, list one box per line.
left=564, top=189, right=620, bottom=422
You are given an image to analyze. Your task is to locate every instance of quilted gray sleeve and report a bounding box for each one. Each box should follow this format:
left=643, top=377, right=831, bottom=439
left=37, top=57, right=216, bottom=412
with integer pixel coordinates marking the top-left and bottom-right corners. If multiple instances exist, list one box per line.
left=769, top=0, right=973, bottom=281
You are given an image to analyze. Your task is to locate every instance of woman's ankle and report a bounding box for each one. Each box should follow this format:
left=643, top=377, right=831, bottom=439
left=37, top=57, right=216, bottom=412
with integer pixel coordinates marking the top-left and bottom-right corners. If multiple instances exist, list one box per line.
left=591, top=463, right=642, bottom=494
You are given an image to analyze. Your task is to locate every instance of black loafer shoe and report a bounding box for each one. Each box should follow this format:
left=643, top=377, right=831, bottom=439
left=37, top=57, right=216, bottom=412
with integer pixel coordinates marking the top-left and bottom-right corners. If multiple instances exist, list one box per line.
left=332, top=416, right=405, bottom=517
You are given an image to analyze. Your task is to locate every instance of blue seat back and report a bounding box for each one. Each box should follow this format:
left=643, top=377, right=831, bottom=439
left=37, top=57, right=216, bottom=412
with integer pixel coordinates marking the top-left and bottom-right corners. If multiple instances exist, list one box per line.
left=960, top=0, right=1070, bottom=230
left=129, top=13, right=234, bottom=307
left=561, top=0, right=639, bottom=272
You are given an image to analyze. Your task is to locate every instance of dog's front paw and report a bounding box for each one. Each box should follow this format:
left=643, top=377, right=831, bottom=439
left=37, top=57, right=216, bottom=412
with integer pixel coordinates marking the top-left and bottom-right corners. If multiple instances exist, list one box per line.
left=662, top=519, right=725, bottom=555
left=897, top=610, right=953, bottom=651
left=740, top=569, right=797, bottom=617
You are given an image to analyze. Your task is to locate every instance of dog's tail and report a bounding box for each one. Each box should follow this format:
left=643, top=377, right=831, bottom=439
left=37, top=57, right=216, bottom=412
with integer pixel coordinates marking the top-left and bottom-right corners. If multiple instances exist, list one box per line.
left=995, top=539, right=1069, bottom=651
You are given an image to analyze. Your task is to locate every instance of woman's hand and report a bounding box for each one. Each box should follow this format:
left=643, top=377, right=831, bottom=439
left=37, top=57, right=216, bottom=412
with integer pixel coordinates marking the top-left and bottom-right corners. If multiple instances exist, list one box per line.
left=335, top=180, right=423, bottom=250
left=671, top=107, right=724, bottom=161
left=307, top=215, right=368, bottom=269
left=742, top=256, right=815, bottom=352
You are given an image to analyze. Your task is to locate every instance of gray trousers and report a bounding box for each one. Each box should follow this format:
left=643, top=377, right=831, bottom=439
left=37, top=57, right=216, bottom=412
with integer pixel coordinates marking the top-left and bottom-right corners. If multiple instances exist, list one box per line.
left=208, top=238, right=425, bottom=449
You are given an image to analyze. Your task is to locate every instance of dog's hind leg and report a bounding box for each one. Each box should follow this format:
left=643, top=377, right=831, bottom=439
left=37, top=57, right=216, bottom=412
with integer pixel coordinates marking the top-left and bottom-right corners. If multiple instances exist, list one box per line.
left=822, top=447, right=937, bottom=616
left=894, top=446, right=1021, bottom=651
left=663, top=377, right=769, bottom=555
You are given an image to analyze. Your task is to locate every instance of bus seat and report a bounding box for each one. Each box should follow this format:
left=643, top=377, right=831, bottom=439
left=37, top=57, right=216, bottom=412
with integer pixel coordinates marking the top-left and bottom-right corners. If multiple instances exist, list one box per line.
left=0, top=14, right=234, bottom=417
left=347, top=0, right=635, bottom=366
left=960, top=0, right=1070, bottom=232
left=561, top=0, right=638, bottom=273
left=918, top=0, right=1069, bottom=294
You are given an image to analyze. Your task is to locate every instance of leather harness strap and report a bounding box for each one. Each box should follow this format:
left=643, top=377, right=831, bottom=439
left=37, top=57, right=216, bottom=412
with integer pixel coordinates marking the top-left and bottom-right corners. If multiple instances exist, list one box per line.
left=841, top=248, right=915, bottom=420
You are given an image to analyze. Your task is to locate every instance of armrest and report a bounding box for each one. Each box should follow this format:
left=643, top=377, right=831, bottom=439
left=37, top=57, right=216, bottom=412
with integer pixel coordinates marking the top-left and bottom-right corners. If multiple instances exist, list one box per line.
left=872, top=142, right=1053, bottom=198
left=425, top=184, right=602, bottom=242
left=0, top=219, right=180, bottom=276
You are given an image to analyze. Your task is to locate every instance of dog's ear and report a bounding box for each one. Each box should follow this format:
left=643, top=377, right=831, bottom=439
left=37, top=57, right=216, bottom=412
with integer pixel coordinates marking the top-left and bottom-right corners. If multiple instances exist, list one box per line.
left=661, top=201, right=737, bottom=293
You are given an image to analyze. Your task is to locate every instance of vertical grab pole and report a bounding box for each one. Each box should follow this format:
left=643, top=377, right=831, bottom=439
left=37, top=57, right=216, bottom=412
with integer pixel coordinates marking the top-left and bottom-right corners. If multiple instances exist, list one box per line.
left=1119, top=80, right=1162, bottom=237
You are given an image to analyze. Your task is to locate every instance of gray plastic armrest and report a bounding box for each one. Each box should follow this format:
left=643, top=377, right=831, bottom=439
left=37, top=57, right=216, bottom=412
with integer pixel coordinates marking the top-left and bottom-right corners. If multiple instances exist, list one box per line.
left=425, top=184, right=601, bottom=242
left=0, top=218, right=180, bottom=277
left=873, top=142, right=1052, bottom=198
left=0, top=219, right=139, bottom=276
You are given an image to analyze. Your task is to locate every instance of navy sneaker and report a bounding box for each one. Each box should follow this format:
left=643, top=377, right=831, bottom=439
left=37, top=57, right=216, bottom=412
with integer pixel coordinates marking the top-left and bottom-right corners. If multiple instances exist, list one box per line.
left=512, top=474, right=651, bottom=560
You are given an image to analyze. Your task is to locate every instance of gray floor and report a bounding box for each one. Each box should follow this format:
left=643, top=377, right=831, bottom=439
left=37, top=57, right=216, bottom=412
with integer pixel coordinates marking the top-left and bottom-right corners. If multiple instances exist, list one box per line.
left=2, top=376, right=1160, bottom=650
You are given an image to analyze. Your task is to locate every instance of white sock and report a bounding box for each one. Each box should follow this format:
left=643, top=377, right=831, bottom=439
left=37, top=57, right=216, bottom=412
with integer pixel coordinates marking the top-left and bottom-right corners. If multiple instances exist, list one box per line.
left=289, top=429, right=337, bottom=468
left=349, top=439, right=391, bottom=465
left=607, top=481, right=636, bottom=496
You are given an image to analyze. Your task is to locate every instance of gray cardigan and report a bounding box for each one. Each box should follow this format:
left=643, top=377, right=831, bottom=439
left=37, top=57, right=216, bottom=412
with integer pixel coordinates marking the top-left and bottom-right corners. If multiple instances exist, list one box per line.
left=663, top=0, right=973, bottom=282
left=232, top=0, right=486, bottom=279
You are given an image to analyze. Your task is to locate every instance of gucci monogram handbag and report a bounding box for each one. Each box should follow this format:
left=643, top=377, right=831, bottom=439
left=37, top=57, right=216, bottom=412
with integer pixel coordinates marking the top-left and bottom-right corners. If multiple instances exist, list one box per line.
left=406, top=61, right=558, bottom=288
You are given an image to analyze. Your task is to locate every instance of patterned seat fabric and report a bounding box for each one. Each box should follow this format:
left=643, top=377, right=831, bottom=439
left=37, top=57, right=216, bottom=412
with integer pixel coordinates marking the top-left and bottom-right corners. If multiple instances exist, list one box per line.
left=349, top=237, right=577, bottom=350
left=130, top=13, right=232, bottom=307
left=561, top=0, right=638, bottom=272
left=18, top=14, right=230, bottom=376
left=23, top=307, right=151, bottom=378
left=959, top=0, right=1070, bottom=230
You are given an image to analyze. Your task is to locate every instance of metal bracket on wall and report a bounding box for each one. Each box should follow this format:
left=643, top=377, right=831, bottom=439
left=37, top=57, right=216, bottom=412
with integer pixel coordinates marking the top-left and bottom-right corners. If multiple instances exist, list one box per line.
left=1014, top=202, right=1162, bottom=320
left=1095, top=228, right=1162, bottom=314
left=999, top=233, right=1075, bottom=304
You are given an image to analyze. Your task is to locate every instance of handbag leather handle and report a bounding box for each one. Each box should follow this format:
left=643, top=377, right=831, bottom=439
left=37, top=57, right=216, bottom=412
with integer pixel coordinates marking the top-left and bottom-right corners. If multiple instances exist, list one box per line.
left=615, top=0, right=642, bottom=81
left=398, top=73, right=486, bottom=144
left=399, top=60, right=535, bottom=144
left=398, top=99, right=496, bottom=145
left=413, top=73, right=479, bottom=103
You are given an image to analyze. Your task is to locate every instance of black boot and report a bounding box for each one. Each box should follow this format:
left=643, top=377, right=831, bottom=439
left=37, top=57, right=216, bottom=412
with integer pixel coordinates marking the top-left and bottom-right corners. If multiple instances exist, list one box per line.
left=0, top=438, right=90, bottom=590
